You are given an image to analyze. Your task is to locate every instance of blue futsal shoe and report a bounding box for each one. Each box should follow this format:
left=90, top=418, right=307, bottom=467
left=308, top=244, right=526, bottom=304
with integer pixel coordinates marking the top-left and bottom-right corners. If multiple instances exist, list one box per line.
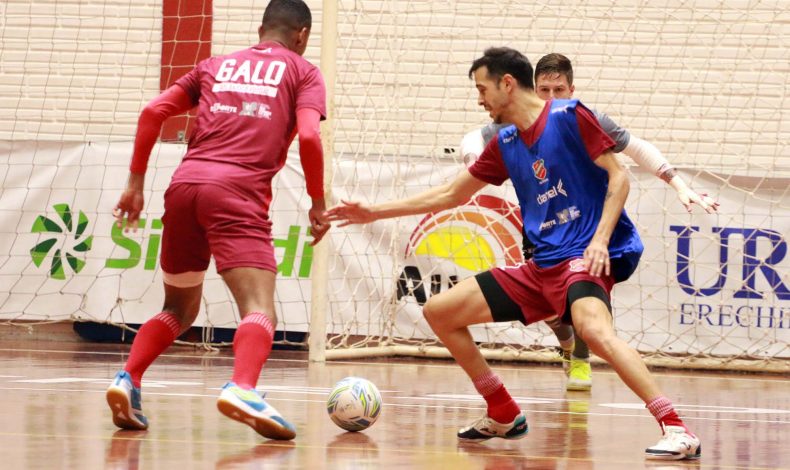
left=106, top=371, right=149, bottom=430
left=217, top=382, right=296, bottom=440
left=457, top=411, right=528, bottom=441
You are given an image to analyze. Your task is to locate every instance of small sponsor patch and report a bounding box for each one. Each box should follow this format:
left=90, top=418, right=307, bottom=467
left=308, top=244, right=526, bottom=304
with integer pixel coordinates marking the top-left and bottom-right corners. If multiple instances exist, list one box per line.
left=569, top=258, right=587, bottom=272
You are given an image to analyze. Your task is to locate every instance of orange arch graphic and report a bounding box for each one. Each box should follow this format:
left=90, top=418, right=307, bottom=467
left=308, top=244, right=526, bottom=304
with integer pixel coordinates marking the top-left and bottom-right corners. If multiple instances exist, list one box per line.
left=407, top=195, right=523, bottom=266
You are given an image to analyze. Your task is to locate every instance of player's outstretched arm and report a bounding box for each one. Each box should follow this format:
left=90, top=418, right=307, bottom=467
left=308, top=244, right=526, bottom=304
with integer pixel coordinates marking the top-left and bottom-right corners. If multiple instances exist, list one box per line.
left=114, top=85, right=194, bottom=232
left=326, top=170, right=488, bottom=227
left=623, top=135, right=719, bottom=213
left=296, top=108, right=330, bottom=245
left=585, top=151, right=629, bottom=277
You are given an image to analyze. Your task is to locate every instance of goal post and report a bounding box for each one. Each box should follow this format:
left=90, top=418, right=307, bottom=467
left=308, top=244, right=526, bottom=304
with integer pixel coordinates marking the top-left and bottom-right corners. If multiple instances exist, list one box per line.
left=308, top=0, right=339, bottom=363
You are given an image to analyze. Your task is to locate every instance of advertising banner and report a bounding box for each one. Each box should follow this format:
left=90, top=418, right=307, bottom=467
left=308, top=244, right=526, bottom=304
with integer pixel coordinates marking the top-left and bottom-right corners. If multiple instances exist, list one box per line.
left=1, top=142, right=787, bottom=357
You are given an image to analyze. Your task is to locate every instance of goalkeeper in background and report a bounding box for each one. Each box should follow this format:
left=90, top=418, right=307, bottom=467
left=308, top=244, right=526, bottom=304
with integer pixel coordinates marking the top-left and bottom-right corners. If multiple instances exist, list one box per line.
left=460, top=52, right=718, bottom=392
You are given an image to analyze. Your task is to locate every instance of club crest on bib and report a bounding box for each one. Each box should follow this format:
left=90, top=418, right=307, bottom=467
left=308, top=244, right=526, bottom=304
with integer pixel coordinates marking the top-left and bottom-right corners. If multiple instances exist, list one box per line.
left=532, top=159, right=547, bottom=181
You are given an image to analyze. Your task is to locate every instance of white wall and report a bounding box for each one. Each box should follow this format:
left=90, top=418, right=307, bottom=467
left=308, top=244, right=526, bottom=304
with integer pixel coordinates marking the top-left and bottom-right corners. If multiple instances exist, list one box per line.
left=0, top=0, right=787, bottom=174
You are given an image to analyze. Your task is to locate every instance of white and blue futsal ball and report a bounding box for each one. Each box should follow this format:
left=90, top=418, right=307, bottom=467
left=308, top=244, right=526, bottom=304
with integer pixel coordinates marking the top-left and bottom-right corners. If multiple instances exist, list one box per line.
left=326, top=377, right=382, bottom=432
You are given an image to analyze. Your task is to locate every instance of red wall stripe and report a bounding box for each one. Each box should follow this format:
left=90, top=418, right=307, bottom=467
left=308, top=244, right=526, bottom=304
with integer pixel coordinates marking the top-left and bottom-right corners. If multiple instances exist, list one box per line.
left=160, top=0, right=213, bottom=141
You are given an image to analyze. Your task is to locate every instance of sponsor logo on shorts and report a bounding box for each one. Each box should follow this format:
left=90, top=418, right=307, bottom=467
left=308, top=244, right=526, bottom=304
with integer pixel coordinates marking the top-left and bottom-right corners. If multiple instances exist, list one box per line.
left=569, top=259, right=587, bottom=273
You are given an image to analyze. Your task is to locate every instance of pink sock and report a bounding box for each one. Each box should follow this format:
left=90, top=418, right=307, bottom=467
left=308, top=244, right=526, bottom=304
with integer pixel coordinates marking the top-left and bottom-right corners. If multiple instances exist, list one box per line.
left=124, top=312, right=181, bottom=387
left=231, top=312, right=275, bottom=390
left=646, top=396, right=690, bottom=433
left=472, top=371, right=521, bottom=424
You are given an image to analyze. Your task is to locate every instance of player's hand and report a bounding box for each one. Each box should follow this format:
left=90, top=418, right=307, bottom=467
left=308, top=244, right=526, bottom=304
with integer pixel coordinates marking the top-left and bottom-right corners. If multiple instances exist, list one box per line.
left=308, top=204, right=330, bottom=246
left=113, top=173, right=145, bottom=232
left=583, top=238, right=610, bottom=277
left=325, top=200, right=376, bottom=227
left=668, top=175, right=719, bottom=213
left=676, top=188, right=719, bottom=214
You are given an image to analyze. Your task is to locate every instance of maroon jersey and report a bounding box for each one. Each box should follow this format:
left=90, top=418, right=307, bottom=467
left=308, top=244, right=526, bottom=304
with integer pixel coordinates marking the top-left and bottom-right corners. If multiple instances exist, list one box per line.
left=171, top=41, right=326, bottom=211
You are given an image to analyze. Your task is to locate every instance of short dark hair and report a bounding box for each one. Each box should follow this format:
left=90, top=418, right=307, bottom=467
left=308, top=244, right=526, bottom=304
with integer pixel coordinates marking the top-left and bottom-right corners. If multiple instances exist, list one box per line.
left=468, top=47, right=534, bottom=90
left=261, top=0, right=312, bottom=33
left=535, top=53, right=574, bottom=85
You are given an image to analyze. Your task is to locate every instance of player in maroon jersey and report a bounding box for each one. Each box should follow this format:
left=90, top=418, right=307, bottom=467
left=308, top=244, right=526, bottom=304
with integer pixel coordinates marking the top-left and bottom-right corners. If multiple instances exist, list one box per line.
left=106, top=0, right=326, bottom=441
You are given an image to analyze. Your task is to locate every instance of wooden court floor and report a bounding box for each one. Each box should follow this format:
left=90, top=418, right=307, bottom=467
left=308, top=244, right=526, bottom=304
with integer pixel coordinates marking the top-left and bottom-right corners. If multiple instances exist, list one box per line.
left=0, top=339, right=788, bottom=470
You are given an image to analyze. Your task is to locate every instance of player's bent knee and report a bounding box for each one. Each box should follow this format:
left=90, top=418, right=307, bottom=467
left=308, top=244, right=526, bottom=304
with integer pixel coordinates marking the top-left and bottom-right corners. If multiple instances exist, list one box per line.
left=422, top=295, right=457, bottom=330
left=582, top=333, right=615, bottom=358
left=422, top=297, right=441, bottom=325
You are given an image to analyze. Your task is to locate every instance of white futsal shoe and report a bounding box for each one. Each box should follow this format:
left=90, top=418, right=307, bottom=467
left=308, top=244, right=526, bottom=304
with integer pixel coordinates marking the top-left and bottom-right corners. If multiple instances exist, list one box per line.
left=645, top=424, right=701, bottom=460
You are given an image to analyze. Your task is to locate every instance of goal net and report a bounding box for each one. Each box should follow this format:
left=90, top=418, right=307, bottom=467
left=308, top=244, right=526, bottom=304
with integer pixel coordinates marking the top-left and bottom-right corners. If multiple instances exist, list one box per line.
left=0, top=1, right=788, bottom=372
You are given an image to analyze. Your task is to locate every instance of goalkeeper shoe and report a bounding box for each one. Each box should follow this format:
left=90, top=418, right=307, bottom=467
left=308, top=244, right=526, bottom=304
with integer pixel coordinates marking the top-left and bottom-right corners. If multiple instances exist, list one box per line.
left=106, top=370, right=149, bottom=430
left=457, top=412, right=528, bottom=441
left=645, top=425, right=702, bottom=460
left=566, top=358, right=592, bottom=391
left=217, top=382, right=296, bottom=440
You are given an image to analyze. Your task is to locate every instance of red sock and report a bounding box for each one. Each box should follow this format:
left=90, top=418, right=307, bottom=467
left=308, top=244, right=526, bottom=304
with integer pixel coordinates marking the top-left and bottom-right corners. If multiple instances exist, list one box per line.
left=472, top=371, right=521, bottom=424
left=646, top=396, right=689, bottom=432
left=231, top=312, right=275, bottom=390
left=124, top=312, right=181, bottom=387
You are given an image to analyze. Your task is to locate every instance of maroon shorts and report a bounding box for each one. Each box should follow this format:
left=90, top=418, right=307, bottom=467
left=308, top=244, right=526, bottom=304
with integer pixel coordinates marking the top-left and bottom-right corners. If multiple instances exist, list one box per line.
left=483, top=258, right=615, bottom=325
left=160, top=183, right=276, bottom=275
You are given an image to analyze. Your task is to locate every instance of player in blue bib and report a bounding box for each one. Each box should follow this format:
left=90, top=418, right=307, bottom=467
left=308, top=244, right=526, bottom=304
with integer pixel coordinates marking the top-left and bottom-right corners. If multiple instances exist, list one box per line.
left=496, top=99, right=643, bottom=280
left=460, top=53, right=717, bottom=395
left=327, top=47, right=701, bottom=461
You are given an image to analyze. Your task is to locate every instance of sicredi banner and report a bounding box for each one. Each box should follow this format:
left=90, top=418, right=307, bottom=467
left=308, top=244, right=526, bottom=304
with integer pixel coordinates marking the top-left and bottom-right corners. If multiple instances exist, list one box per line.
left=1, top=141, right=787, bottom=358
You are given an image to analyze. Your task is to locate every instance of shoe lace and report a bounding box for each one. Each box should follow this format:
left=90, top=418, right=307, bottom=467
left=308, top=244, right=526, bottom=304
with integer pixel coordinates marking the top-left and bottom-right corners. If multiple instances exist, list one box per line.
left=234, top=386, right=263, bottom=402
left=468, top=413, right=497, bottom=432
left=658, top=424, right=692, bottom=447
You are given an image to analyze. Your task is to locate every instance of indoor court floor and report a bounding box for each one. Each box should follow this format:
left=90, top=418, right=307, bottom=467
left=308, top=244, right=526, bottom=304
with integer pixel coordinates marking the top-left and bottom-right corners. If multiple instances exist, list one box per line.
left=0, top=339, right=787, bottom=470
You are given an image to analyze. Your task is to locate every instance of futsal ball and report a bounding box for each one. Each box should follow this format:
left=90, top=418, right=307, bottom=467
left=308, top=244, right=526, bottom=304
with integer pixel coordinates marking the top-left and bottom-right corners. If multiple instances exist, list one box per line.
left=326, top=377, right=382, bottom=432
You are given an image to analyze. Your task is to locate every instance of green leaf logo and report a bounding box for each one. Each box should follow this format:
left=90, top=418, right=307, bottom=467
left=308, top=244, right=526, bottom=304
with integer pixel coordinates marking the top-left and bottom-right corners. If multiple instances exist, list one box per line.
left=30, top=203, right=93, bottom=280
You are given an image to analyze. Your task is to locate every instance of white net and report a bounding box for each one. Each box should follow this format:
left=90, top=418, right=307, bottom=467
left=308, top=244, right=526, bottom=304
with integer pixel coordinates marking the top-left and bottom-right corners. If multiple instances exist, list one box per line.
left=322, top=0, right=790, bottom=372
left=0, top=1, right=788, bottom=371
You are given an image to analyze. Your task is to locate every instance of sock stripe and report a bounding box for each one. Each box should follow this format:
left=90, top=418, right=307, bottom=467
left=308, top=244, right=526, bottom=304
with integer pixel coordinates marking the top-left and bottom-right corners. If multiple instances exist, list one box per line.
left=240, top=312, right=275, bottom=338
left=152, top=312, right=181, bottom=338
left=232, top=312, right=275, bottom=390
left=472, top=370, right=503, bottom=397
left=646, top=396, right=674, bottom=420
